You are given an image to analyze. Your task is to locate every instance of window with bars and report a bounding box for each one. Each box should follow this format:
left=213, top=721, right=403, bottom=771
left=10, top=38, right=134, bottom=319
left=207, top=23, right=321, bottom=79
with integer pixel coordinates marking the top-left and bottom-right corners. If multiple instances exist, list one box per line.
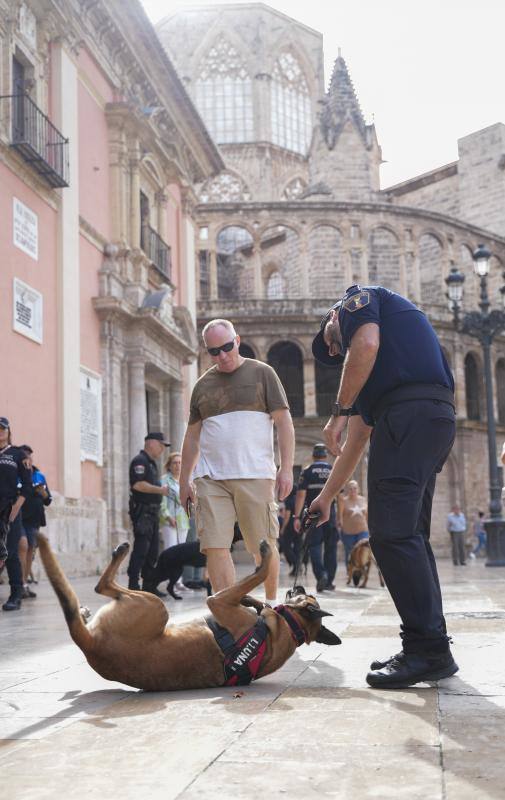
left=194, top=40, right=253, bottom=144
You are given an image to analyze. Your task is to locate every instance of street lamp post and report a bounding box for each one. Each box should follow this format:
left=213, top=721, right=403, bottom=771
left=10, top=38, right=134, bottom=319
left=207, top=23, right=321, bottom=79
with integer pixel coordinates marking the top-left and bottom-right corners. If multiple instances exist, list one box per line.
left=445, top=244, right=505, bottom=566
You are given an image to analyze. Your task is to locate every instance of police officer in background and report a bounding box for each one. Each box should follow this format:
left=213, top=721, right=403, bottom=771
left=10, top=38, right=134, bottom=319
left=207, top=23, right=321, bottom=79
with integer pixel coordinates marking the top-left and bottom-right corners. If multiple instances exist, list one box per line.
left=310, top=285, right=458, bottom=689
left=127, top=432, right=170, bottom=595
left=294, top=443, right=338, bottom=592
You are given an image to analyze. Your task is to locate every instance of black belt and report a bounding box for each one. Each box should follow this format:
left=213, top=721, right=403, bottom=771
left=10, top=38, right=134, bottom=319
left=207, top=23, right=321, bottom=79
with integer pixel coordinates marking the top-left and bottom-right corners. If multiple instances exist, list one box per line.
left=372, top=383, right=455, bottom=424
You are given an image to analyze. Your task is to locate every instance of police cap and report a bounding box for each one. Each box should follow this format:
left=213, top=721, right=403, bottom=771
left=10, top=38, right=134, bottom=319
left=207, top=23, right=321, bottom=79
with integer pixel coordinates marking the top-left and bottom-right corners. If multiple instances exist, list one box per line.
left=0, top=417, right=10, bottom=429
left=312, top=443, right=327, bottom=458
left=145, top=431, right=170, bottom=446
left=311, top=301, right=344, bottom=366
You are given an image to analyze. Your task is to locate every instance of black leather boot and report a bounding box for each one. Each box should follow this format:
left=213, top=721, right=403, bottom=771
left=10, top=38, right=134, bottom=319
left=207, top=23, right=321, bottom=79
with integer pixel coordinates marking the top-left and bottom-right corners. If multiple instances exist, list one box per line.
left=2, top=592, right=22, bottom=611
left=366, top=651, right=458, bottom=689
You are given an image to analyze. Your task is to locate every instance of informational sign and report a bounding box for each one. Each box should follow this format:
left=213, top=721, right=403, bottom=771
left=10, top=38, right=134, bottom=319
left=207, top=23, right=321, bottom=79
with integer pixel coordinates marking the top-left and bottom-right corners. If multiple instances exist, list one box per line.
left=13, top=278, right=43, bottom=344
left=13, top=198, right=38, bottom=260
left=19, top=4, right=37, bottom=48
left=80, top=368, right=103, bottom=466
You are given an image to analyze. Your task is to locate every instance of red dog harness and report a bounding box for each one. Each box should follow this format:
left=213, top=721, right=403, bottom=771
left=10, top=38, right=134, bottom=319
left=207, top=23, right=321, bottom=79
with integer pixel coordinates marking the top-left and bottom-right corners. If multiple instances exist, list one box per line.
left=206, top=605, right=307, bottom=686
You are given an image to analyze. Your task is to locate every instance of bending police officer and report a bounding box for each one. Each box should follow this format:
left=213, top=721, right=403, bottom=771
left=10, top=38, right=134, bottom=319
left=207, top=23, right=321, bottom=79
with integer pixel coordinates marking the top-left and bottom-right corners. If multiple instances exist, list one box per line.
left=127, top=432, right=170, bottom=595
left=310, top=285, right=458, bottom=689
left=294, top=443, right=338, bottom=592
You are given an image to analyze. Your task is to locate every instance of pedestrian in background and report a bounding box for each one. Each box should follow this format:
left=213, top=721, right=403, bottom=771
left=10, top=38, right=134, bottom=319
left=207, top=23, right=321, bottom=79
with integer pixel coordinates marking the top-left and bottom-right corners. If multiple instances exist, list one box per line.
left=180, top=318, right=294, bottom=605
left=0, top=417, right=32, bottom=611
left=127, top=432, right=170, bottom=595
left=469, top=511, right=486, bottom=559
left=19, top=445, right=52, bottom=599
left=447, top=505, right=467, bottom=566
left=294, top=443, right=338, bottom=592
left=338, top=479, right=369, bottom=566
left=160, top=452, right=190, bottom=595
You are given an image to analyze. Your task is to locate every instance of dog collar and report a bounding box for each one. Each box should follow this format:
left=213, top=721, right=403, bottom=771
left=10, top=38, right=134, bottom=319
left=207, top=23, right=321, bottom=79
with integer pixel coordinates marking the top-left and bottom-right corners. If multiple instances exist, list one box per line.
left=274, top=605, right=307, bottom=647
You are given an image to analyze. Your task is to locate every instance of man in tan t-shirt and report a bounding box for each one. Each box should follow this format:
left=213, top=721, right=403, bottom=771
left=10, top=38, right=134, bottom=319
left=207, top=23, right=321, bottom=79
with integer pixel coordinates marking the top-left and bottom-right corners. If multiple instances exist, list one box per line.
left=180, top=318, right=295, bottom=604
left=338, top=479, right=369, bottom=565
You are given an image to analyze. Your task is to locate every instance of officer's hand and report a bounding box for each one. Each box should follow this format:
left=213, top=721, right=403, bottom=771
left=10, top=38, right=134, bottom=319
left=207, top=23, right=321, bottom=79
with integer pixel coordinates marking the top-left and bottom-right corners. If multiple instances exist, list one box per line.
left=180, top=481, right=196, bottom=514
left=293, top=517, right=301, bottom=534
left=323, top=415, right=348, bottom=456
left=275, top=467, right=293, bottom=502
left=309, top=493, right=331, bottom=526
left=161, top=485, right=170, bottom=497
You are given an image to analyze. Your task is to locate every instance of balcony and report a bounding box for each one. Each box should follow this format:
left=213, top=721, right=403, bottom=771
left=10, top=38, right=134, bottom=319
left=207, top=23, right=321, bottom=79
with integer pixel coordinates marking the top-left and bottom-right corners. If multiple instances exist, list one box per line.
left=141, top=224, right=172, bottom=281
left=1, top=93, right=69, bottom=188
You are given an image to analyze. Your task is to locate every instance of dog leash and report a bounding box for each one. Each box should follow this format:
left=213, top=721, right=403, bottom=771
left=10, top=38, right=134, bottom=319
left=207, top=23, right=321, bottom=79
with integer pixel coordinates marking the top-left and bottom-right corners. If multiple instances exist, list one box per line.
left=291, top=508, right=320, bottom=591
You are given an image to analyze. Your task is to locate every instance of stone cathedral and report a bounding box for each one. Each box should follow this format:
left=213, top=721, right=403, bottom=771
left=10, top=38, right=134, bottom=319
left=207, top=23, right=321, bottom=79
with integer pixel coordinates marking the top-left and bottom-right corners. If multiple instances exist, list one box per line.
left=157, top=3, right=505, bottom=554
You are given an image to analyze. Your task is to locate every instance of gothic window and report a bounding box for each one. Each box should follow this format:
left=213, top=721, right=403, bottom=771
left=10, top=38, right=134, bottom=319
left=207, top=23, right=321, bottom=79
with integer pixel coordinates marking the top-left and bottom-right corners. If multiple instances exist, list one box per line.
left=199, top=171, right=251, bottom=203
left=260, top=225, right=301, bottom=297
left=266, top=270, right=285, bottom=299
left=216, top=225, right=254, bottom=299
left=496, top=359, right=505, bottom=425
left=267, top=341, right=304, bottom=417
left=465, top=353, right=481, bottom=421
left=271, top=52, right=312, bottom=155
left=194, top=40, right=253, bottom=144
left=282, top=177, right=307, bottom=200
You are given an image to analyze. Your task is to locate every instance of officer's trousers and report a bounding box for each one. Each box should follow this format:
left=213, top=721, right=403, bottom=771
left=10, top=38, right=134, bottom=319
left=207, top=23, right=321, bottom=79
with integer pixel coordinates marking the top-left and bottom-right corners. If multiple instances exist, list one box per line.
left=127, top=505, right=160, bottom=588
left=368, top=398, right=455, bottom=654
left=307, top=521, right=337, bottom=584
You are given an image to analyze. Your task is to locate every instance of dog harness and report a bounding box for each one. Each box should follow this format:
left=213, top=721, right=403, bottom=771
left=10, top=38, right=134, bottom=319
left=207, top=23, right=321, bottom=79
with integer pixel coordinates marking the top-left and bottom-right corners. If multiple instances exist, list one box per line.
left=206, top=605, right=307, bottom=686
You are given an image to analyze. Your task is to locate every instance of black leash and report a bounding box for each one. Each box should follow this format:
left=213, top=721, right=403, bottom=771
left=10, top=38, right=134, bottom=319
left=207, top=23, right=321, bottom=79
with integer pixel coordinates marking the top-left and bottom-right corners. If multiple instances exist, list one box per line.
left=291, top=508, right=320, bottom=590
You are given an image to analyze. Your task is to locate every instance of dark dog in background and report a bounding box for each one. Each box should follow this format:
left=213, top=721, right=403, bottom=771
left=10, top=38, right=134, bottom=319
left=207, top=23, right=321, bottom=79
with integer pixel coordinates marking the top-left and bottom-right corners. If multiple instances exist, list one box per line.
left=145, top=541, right=208, bottom=599
left=347, top=539, right=384, bottom=588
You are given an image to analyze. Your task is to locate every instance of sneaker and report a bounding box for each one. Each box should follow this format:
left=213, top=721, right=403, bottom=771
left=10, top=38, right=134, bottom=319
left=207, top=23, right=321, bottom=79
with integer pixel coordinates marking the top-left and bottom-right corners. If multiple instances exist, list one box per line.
left=468, top=552, right=476, bottom=560
left=22, top=586, right=37, bottom=599
left=2, top=595, right=22, bottom=611
left=366, top=651, right=459, bottom=689
left=316, top=573, right=328, bottom=593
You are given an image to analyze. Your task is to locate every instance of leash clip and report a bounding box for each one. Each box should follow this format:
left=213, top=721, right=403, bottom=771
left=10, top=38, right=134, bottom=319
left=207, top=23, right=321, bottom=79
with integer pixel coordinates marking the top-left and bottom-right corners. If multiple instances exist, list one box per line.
left=300, top=508, right=320, bottom=534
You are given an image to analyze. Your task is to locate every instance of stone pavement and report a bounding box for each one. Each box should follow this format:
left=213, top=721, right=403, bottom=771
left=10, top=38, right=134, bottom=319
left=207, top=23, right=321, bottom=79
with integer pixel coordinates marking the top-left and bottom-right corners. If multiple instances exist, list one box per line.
left=1, top=557, right=504, bottom=800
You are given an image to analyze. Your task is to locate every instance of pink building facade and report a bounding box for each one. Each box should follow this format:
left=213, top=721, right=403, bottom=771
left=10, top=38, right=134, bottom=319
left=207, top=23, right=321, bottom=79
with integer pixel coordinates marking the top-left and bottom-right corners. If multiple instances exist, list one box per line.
left=0, top=0, right=222, bottom=573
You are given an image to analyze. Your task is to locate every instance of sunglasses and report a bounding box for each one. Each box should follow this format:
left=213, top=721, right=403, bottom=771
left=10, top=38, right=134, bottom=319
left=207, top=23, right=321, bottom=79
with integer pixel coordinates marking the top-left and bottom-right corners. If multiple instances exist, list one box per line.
left=207, top=339, right=235, bottom=357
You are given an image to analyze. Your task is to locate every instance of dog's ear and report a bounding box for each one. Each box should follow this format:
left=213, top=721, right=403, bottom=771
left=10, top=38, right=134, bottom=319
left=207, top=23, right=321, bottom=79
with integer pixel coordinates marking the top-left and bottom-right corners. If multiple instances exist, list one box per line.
left=306, top=606, right=332, bottom=619
left=315, top=625, right=341, bottom=646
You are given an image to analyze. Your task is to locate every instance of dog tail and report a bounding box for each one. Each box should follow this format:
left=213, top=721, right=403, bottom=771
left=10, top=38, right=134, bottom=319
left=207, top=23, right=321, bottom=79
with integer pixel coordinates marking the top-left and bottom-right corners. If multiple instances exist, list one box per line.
left=37, top=533, right=94, bottom=653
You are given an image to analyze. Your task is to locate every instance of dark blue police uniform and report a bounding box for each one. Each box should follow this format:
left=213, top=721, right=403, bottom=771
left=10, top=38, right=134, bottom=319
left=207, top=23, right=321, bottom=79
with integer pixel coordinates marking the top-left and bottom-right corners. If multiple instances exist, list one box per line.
left=0, top=445, right=32, bottom=609
left=297, top=461, right=338, bottom=589
left=325, top=286, right=456, bottom=656
left=126, top=450, right=162, bottom=590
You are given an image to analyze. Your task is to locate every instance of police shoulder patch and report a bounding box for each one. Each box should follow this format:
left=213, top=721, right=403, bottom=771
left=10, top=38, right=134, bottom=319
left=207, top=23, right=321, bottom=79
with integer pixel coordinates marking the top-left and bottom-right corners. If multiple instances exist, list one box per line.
left=343, top=291, right=370, bottom=313
left=134, top=465, right=146, bottom=474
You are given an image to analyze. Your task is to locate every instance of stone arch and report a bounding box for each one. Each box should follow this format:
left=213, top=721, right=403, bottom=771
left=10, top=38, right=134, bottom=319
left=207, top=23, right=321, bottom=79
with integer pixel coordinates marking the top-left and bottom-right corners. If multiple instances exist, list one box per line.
left=315, top=361, right=342, bottom=418
left=496, top=358, right=505, bottom=425
left=418, top=233, right=444, bottom=309
left=216, top=225, right=254, bottom=299
left=464, top=351, right=482, bottom=421
left=141, top=155, right=164, bottom=188
left=239, top=342, right=257, bottom=359
left=308, top=225, right=345, bottom=298
left=367, top=226, right=401, bottom=289
left=266, top=270, right=285, bottom=299
left=260, top=224, right=301, bottom=298
left=267, top=341, right=304, bottom=417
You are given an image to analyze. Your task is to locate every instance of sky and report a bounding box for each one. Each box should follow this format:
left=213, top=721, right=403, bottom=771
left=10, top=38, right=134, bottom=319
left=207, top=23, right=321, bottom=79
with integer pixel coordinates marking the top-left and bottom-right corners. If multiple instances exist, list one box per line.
left=141, top=0, right=505, bottom=187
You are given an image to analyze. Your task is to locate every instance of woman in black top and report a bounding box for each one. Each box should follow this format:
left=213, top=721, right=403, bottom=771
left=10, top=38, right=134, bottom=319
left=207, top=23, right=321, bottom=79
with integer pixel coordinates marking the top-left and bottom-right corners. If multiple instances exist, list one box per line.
left=19, top=444, right=52, bottom=597
left=0, top=417, right=33, bottom=611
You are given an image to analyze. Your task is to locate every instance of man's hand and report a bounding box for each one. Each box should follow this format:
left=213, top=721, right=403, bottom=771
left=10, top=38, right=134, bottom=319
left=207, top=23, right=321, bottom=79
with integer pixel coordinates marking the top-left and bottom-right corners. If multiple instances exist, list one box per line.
left=275, top=467, right=293, bottom=501
left=293, top=517, right=301, bottom=533
left=323, top=415, right=348, bottom=456
left=180, top=481, right=196, bottom=514
left=309, top=493, right=332, bottom=526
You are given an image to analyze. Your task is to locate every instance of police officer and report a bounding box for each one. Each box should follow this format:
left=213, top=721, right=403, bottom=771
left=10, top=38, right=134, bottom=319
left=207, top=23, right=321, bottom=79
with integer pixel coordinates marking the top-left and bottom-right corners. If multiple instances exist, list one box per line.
left=310, top=285, right=458, bottom=689
left=293, top=443, right=338, bottom=592
left=127, top=432, right=170, bottom=594
left=0, top=417, right=32, bottom=611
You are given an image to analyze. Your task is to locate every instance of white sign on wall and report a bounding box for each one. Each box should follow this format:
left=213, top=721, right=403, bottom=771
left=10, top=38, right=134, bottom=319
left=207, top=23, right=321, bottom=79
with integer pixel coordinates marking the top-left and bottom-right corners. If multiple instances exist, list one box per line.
left=19, top=4, right=37, bottom=49
left=13, top=278, right=43, bottom=344
left=80, top=368, right=103, bottom=466
left=13, top=198, right=38, bottom=260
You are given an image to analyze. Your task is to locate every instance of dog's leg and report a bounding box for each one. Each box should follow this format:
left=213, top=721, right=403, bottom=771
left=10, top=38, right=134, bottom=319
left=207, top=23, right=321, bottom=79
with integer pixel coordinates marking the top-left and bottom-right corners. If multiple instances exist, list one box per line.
left=207, top=539, right=272, bottom=639
left=94, top=542, right=136, bottom=599
left=361, top=562, right=370, bottom=588
left=240, top=595, right=268, bottom=612
left=346, top=563, right=352, bottom=586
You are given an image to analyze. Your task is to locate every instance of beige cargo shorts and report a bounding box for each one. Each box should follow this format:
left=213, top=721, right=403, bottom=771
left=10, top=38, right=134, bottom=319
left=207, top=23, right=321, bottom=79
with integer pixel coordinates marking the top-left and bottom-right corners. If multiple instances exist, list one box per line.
left=194, top=477, right=279, bottom=554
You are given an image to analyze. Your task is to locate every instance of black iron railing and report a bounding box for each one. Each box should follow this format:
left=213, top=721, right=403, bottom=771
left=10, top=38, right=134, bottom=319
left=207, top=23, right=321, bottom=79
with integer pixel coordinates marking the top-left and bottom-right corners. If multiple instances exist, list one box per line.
left=1, top=93, right=69, bottom=188
left=141, top=223, right=172, bottom=281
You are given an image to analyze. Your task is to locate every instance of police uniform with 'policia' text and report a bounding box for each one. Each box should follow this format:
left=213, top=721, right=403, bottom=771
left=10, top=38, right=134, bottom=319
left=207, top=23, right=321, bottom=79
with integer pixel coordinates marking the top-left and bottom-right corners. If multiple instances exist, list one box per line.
left=312, top=285, right=457, bottom=687
left=126, top=433, right=168, bottom=591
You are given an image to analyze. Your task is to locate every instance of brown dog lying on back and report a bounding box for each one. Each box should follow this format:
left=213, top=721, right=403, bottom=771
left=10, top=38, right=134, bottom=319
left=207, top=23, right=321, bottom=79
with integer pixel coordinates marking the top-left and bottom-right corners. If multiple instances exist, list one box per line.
left=347, top=539, right=385, bottom=589
left=37, top=535, right=341, bottom=691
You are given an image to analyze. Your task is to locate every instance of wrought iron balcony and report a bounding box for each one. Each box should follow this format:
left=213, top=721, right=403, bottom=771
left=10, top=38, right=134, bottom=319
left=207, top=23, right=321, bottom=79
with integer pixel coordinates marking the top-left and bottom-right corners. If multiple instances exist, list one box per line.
left=141, top=224, right=172, bottom=281
left=1, top=93, right=69, bottom=188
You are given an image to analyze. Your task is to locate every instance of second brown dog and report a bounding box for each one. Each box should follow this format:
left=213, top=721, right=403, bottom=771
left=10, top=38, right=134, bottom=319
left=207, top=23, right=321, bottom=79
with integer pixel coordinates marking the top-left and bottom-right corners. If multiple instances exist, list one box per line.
left=347, top=539, right=385, bottom=589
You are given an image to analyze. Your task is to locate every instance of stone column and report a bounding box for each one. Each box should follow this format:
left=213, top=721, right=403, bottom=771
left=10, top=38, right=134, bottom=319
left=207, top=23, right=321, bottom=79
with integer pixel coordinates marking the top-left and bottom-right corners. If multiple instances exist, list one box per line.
left=303, top=358, right=317, bottom=417
left=129, top=359, right=147, bottom=459
left=170, top=381, right=185, bottom=450
left=453, top=340, right=466, bottom=419
left=209, top=249, right=218, bottom=300
left=299, top=230, right=309, bottom=296
left=129, top=142, right=141, bottom=249
left=156, top=191, right=168, bottom=244
left=252, top=244, right=262, bottom=298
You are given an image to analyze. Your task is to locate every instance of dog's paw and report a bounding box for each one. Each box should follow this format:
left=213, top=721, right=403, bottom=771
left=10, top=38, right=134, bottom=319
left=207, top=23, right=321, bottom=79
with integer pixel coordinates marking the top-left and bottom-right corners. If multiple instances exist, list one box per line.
left=80, top=606, right=91, bottom=624
left=259, top=539, right=271, bottom=559
left=112, top=542, right=130, bottom=558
